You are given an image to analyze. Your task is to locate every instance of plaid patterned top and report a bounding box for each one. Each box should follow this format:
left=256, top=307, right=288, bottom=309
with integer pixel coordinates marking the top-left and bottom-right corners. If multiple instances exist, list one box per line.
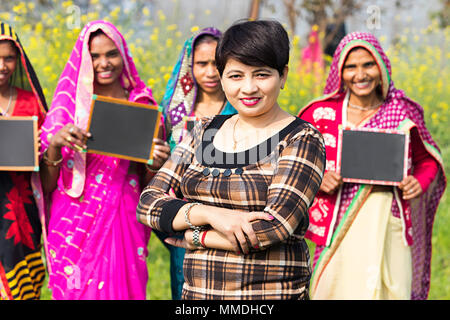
left=137, top=115, right=326, bottom=299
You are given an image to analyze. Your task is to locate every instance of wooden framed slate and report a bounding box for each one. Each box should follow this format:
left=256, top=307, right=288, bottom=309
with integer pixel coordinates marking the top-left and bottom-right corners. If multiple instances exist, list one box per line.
left=336, top=126, right=409, bottom=186
left=0, top=116, right=39, bottom=171
left=86, top=95, right=162, bottom=164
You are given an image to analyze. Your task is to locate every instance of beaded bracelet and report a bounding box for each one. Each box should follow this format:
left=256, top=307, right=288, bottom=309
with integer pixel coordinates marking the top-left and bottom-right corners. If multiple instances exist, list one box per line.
left=184, top=202, right=202, bottom=230
left=42, top=149, right=63, bottom=167
left=145, top=163, right=159, bottom=173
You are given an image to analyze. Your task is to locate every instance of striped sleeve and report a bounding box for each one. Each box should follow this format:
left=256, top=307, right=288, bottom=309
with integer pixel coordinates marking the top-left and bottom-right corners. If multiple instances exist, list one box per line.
left=252, top=124, right=326, bottom=248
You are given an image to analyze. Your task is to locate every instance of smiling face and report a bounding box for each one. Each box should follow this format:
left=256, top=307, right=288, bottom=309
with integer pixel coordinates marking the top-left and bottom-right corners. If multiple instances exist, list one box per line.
left=0, top=40, right=18, bottom=89
left=89, top=32, right=124, bottom=87
left=192, top=40, right=222, bottom=96
left=342, top=47, right=381, bottom=100
left=220, top=58, right=287, bottom=118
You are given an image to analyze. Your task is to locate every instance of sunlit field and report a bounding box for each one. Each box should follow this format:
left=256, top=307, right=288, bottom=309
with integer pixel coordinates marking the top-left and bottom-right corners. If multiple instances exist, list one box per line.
left=3, top=0, right=448, bottom=300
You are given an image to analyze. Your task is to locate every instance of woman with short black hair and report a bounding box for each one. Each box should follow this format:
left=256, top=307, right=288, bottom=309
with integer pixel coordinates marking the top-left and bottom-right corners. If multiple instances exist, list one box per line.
left=138, top=20, right=325, bottom=300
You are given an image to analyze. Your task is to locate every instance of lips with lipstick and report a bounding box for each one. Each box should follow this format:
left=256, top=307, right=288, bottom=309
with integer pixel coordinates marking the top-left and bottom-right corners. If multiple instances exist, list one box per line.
left=240, top=97, right=261, bottom=106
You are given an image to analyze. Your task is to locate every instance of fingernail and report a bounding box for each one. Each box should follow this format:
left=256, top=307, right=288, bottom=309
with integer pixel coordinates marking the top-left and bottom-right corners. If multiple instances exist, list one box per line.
left=254, top=245, right=259, bottom=249
left=268, top=215, right=274, bottom=220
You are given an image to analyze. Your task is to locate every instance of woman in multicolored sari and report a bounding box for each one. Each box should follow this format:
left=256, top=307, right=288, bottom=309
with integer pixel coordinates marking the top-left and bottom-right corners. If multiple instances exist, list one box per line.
left=0, top=22, right=47, bottom=300
left=156, top=27, right=236, bottom=300
left=298, top=32, right=446, bottom=300
left=36, top=21, right=170, bottom=299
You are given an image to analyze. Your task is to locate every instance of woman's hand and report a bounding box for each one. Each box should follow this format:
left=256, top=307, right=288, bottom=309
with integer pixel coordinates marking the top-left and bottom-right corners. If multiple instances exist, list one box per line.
left=319, top=171, right=343, bottom=194
left=164, top=229, right=199, bottom=251
left=147, top=138, right=171, bottom=171
left=398, top=175, right=423, bottom=200
left=49, top=123, right=90, bottom=152
left=206, top=209, right=274, bottom=254
left=37, top=129, right=42, bottom=151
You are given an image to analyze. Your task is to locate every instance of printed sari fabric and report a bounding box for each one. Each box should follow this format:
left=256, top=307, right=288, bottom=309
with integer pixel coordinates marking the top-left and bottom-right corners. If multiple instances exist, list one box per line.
left=298, top=32, right=446, bottom=299
left=34, top=20, right=155, bottom=300
left=0, top=22, right=47, bottom=300
left=160, top=27, right=236, bottom=148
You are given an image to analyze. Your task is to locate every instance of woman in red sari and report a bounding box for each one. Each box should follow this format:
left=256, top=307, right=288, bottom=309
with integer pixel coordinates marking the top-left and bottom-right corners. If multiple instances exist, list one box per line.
left=0, top=22, right=47, bottom=300
left=299, top=32, right=446, bottom=300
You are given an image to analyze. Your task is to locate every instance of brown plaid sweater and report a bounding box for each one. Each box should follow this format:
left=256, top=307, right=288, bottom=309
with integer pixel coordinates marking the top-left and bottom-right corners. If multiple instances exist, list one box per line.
left=137, top=115, right=325, bottom=299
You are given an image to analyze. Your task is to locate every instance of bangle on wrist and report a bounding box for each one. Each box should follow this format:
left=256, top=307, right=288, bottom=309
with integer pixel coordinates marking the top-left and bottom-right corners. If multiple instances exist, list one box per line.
left=145, top=163, right=159, bottom=173
left=184, top=202, right=203, bottom=230
left=42, top=149, right=63, bottom=167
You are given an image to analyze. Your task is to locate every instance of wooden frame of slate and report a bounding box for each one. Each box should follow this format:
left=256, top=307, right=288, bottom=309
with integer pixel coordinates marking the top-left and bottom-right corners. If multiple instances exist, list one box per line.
left=0, top=116, right=39, bottom=171
left=336, top=126, right=409, bottom=186
left=86, top=95, right=162, bottom=165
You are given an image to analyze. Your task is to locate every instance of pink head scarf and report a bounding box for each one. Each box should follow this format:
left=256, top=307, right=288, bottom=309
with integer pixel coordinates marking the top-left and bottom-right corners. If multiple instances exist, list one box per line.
left=40, top=20, right=156, bottom=198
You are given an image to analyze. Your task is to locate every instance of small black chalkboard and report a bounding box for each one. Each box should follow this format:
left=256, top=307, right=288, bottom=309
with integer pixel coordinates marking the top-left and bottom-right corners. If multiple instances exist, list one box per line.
left=0, top=116, right=39, bottom=171
left=86, top=95, right=162, bottom=164
left=337, top=127, right=408, bottom=186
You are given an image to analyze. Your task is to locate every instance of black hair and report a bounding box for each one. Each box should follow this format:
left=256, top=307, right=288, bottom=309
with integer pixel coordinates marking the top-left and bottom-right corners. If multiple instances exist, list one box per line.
left=0, top=39, right=19, bottom=56
left=88, top=29, right=106, bottom=43
left=215, top=20, right=290, bottom=77
left=194, top=34, right=219, bottom=50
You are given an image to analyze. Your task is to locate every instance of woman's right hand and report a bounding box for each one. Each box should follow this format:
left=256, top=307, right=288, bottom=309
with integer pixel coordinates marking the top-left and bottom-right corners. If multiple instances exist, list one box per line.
left=49, top=123, right=91, bottom=152
left=319, top=171, right=343, bottom=194
left=205, top=208, right=274, bottom=254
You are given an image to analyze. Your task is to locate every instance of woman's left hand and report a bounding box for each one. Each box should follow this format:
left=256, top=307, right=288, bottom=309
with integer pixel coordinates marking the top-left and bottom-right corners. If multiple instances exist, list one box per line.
left=398, top=175, right=423, bottom=200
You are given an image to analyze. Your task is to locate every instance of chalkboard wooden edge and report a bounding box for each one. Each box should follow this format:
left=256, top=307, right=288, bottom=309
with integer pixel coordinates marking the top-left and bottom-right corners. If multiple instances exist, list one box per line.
left=335, top=125, right=344, bottom=177
left=86, top=95, right=162, bottom=165
left=85, top=148, right=153, bottom=164
left=336, top=126, right=409, bottom=186
left=0, top=115, right=39, bottom=171
left=91, top=94, right=161, bottom=112
left=342, top=177, right=402, bottom=186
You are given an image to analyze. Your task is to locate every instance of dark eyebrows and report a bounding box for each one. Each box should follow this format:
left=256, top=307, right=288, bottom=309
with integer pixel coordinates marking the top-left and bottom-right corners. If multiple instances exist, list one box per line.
left=90, top=48, right=120, bottom=57
left=344, top=59, right=376, bottom=68
left=224, top=69, right=243, bottom=76
left=224, top=67, right=272, bottom=76
left=253, top=68, right=272, bottom=73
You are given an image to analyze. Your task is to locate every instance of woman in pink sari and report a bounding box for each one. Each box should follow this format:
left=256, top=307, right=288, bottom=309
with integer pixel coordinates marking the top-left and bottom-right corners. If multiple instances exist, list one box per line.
left=298, top=32, right=446, bottom=299
left=36, top=21, right=169, bottom=299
